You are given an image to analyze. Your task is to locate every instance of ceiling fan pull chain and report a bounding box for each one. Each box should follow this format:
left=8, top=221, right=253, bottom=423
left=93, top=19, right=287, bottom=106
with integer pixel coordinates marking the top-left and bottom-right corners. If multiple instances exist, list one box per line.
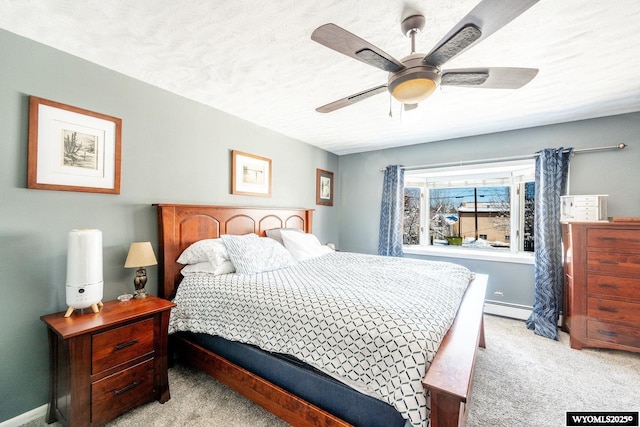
left=388, top=93, right=393, bottom=118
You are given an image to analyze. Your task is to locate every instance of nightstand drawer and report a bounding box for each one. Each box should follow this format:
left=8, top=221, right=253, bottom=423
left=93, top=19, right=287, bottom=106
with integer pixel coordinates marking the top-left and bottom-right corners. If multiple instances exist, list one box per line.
left=92, top=318, right=154, bottom=374
left=587, top=320, right=640, bottom=349
left=91, top=359, right=155, bottom=424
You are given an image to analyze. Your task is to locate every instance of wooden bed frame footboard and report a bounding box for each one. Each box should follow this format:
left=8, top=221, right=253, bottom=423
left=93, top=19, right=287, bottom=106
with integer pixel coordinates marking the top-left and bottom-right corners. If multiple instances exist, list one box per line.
left=424, top=273, right=487, bottom=427
left=156, top=203, right=487, bottom=427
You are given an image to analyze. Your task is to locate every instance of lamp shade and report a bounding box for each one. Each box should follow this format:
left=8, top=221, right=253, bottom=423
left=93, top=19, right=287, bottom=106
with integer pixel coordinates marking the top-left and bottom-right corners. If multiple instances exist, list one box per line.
left=124, top=242, right=157, bottom=268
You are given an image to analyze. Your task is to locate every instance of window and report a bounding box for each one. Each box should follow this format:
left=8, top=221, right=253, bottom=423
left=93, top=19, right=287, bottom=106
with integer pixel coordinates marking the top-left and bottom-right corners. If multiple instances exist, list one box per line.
left=403, top=160, right=535, bottom=256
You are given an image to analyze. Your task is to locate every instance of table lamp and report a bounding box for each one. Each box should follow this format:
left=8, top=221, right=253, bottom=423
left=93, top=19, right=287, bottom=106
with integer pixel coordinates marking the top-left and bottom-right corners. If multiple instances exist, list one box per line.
left=124, top=242, right=157, bottom=298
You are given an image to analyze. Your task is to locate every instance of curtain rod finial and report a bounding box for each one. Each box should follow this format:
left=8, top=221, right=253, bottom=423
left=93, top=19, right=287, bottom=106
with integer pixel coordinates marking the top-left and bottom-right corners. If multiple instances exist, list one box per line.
left=618, top=143, right=627, bottom=149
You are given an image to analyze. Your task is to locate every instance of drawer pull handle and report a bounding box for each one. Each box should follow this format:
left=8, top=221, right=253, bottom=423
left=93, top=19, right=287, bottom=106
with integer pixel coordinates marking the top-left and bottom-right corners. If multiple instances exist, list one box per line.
left=598, top=306, right=619, bottom=313
left=597, top=330, right=618, bottom=338
left=114, top=381, right=139, bottom=396
left=598, top=260, right=619, bottom=265
left=598, top=283, right=619, bottom=289
left=115, top=340, right=139, bottom=350
left=598, top=237, right=618, bottom=241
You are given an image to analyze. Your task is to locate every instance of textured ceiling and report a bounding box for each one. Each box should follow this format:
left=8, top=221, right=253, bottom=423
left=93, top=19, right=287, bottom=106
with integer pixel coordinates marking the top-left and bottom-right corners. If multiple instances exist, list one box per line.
left=2, top=0, right=640, bottom=155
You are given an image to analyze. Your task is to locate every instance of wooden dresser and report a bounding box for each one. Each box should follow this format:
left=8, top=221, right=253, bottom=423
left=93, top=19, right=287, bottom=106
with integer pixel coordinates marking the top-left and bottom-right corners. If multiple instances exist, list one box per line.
left=41, top=296, right=176, bottom=426
left=562, top=221, right=640, bottom=353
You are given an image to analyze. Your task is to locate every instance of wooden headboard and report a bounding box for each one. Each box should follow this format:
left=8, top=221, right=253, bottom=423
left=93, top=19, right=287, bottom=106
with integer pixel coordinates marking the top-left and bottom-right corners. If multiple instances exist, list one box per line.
left=155, top=204, right=314, bottom=300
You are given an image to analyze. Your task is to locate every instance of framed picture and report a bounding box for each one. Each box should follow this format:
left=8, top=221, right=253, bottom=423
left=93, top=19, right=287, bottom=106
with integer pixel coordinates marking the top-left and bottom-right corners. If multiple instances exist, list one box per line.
left=231, top=150, right=272, bottom=197
left=28, top=96, right=122, bottom=194
left=316, top=168, right=334, bottom=206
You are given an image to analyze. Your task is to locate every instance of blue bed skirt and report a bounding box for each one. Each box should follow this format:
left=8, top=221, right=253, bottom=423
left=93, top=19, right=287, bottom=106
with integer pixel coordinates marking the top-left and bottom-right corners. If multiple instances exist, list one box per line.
left=181, top=332, right=407, bottom=427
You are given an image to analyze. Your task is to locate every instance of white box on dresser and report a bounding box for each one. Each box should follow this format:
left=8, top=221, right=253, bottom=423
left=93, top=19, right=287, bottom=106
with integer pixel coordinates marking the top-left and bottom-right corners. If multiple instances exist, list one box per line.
left=560, top=195, right=608, bottom=222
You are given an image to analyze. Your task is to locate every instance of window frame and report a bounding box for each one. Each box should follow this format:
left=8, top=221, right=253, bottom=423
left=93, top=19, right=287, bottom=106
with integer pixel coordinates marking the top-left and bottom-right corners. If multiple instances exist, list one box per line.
left=403, top=160, right=535, bottom=265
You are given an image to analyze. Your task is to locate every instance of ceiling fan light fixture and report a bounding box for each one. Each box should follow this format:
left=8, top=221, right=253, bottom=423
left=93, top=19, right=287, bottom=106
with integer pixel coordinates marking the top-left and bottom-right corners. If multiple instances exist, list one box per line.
left=391, top=78, right=437, bottom=104
left=388, top=58, right=441, bottom=104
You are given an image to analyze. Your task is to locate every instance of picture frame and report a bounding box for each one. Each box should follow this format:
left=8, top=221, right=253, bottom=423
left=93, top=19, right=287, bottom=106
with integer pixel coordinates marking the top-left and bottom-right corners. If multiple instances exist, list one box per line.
left=316, top=168, right=334, bottom=206
left=231, top=150, right=272, bottom=197
left=28, top=96, right=122, bottom=194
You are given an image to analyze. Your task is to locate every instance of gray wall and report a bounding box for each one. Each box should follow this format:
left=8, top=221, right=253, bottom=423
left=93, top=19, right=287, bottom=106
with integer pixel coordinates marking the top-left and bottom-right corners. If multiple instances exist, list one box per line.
left=337, top=113, right=640, bottom=307
left=0, top=29, right=339, bottom=422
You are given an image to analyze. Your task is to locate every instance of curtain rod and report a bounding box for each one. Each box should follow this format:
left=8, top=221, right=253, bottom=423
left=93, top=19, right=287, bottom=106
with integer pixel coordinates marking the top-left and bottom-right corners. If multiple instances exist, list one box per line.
left=379, top=143, right=627, bottom=172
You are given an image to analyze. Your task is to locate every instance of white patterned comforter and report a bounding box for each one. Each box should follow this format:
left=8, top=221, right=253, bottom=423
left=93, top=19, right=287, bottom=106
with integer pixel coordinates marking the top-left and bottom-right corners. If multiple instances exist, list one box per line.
left=169, top=252, right=473, bottom=427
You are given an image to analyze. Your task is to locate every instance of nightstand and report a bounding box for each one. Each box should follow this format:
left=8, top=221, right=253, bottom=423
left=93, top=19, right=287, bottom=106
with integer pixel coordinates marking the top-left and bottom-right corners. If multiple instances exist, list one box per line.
left=41, top=295, right=176, bottom=426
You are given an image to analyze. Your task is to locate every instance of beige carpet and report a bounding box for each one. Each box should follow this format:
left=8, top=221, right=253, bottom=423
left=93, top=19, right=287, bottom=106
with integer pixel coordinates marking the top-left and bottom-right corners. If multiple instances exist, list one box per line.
left=23, top=315, right=640, bottom=427
left=467, top=316, right=640, bottom=427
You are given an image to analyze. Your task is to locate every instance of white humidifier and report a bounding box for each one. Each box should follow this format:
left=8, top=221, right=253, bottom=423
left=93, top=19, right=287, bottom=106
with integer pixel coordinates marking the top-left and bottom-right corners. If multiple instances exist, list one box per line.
left=64, top=229, right=104, bottom=317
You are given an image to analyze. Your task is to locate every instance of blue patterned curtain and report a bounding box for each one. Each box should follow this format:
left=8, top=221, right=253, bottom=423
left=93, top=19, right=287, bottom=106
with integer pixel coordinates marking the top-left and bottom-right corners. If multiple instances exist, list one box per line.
left=526, top=147, right=573, bottom=340
left=378, top=165, right=405, bottom=257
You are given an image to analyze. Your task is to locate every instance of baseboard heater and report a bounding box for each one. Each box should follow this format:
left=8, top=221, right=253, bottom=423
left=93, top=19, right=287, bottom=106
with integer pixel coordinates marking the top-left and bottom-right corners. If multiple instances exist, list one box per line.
left=484, top=300, right=532, bottom=320
left=484, top=300, right=564, bottom=326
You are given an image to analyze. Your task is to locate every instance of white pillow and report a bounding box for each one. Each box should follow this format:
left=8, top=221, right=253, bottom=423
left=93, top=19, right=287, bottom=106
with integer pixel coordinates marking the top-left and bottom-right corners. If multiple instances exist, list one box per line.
left=221, top=234, right=296, bottom=274
left=177, top=238, right=230, bottom=267
left=265, top=227, right=303, bottom=246
left=180, top=260, right=235, bottom=276
left=279, top=230, right=333, bottom=262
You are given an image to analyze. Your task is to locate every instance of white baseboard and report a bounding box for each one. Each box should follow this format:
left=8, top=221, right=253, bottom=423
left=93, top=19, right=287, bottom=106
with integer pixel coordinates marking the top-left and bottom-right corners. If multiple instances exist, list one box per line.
left=484, top=301, right=565, bottom=326
left=0, top=404, right=47, bottom=427
left=483, top=300, right=532, bottom=320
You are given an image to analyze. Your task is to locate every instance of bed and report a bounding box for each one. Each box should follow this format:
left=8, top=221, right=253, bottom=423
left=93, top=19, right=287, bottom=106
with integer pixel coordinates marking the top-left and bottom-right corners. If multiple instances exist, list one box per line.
left=156, top=203, right=487, bottom=427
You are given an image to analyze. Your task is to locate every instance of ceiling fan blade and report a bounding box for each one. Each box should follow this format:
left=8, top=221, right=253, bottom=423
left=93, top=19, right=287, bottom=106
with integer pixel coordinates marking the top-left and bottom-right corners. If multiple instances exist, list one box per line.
left=316, top=85, right=388, bottom=113
left=311, top=24, right=405, bottom=73
left=424, top=0, right=540, bottom=67
left=441, top=67, right=539, bottom=89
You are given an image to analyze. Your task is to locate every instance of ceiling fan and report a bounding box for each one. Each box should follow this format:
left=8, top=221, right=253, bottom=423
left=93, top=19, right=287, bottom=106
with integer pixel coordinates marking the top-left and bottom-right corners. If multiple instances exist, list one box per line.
left=311, top=0, right=540, bottom=113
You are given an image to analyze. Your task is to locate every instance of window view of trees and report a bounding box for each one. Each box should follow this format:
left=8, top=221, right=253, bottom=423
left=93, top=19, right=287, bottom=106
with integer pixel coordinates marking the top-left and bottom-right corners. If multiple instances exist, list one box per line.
left=523, top=182, right=535, bottom=252
left=403, top=181, right=535, bottom=252
left=403, top=188, right=420, bottom=245
left=429, top=187, right=511, bottom=249
left=429, top=188, right=463, bottom=244
left=403, top=161, right=536, bottom=254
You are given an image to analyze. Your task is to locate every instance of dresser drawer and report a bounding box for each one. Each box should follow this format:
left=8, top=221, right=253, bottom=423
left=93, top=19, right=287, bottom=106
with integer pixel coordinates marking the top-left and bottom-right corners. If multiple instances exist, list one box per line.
left=588, top=275, right=640, bottom=299
left=586, top=320, right=640, bottom=349
left=91, top=359, right=155, bottom=424
left=587, top=297, right=640, bottom=324
left=92, top=318, right=155, bottom=374
left=587, top=228, right=640, bottom=250
left=587, top=252, right=640, bottom=276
